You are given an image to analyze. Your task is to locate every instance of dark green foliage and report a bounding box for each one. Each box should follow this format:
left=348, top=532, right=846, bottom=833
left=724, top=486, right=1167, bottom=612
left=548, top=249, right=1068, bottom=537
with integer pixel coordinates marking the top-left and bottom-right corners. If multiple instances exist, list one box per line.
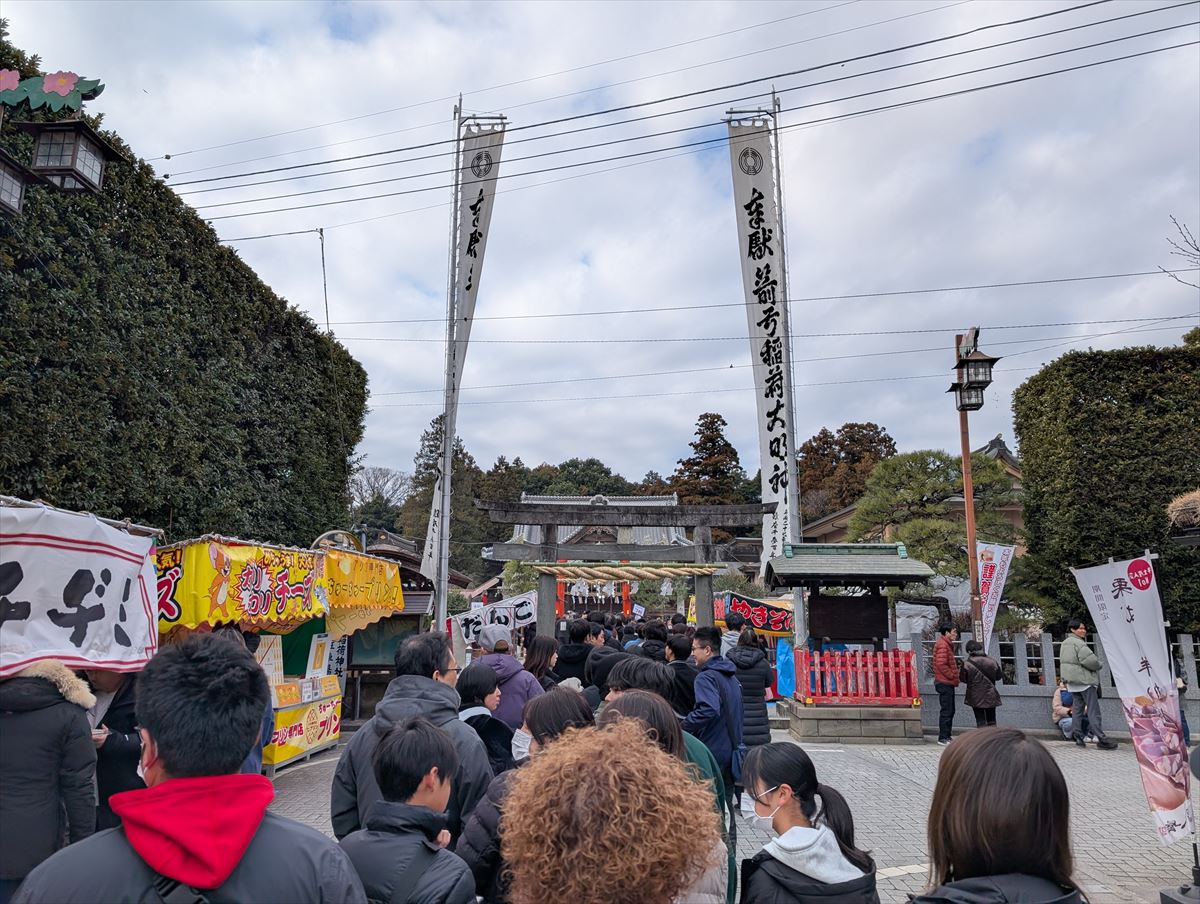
left=671, top=412, right=748, bottom=507
left=1012, top=343, right=1200, bottom=629
left=0, top=28, right=366, bottom=546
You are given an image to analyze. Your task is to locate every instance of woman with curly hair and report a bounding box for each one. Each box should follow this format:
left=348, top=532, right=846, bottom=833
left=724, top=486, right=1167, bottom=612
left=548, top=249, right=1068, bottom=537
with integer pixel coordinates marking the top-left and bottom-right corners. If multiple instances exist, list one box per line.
left=501, top=719, right=722, bottom=904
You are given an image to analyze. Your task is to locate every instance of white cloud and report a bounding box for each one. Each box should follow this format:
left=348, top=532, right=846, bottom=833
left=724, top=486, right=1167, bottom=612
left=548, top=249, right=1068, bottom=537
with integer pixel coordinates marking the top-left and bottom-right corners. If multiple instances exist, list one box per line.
left=6, top=0, right=1198, bottom=485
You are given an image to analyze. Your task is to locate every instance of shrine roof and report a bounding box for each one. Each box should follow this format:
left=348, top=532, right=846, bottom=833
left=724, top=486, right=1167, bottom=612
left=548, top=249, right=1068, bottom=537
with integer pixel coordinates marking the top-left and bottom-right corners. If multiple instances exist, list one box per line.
left=766, top=543, right=934, bottom=587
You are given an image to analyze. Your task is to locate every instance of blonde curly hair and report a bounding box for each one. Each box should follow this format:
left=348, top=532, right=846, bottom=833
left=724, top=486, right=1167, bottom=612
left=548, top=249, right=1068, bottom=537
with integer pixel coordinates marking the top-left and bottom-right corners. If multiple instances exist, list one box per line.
left=500, top=719, right=722, bottom=904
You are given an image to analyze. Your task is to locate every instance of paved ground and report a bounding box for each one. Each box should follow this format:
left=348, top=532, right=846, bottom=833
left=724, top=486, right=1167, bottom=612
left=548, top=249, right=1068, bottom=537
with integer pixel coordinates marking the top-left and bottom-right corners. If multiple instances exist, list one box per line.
left=272, top=731, right=1194, bottom=904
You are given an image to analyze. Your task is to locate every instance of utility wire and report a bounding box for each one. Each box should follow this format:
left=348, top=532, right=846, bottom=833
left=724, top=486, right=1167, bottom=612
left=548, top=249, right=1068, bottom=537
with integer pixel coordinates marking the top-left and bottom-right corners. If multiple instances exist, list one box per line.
left=181, top=2, right=1197, bottom=199
left=365, top=314, right=1200, bottom=397
left=152, top=1, right=860, bottom=162
left=333, top=269, right=1200, bottom=325
left=202, top=38, right=1200, bottom=222
left=170, top=0, right=1120, bottom=186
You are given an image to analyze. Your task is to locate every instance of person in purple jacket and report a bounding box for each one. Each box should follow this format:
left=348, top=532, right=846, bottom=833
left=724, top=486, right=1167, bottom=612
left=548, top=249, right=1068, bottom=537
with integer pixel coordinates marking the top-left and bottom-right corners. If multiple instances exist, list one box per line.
left=476, top=625, right=544, bottom=732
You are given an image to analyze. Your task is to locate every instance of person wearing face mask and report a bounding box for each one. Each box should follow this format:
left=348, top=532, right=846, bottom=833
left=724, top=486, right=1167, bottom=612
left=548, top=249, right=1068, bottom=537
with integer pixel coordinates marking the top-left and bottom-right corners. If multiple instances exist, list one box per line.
left=332, top=632, right=492, bottom=845
left=457, top=664, right=515, bottom=777
left=456, top=688, right=594, bottom=903
left=740, top=743, right=879, bottom=904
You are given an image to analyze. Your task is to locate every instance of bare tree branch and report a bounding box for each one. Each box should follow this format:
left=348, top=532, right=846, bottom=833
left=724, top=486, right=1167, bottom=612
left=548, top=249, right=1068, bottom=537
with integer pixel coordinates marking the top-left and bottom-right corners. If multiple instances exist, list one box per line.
left=1161, top=215, right=1200, bottom=290
left=350, top=466, right=411, bottom=510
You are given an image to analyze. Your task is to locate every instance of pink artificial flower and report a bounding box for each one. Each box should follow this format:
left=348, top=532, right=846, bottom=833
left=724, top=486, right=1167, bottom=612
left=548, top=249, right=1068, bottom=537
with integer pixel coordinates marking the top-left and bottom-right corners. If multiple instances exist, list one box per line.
left=43, top=71, right=79, bottom=97
left=0, top=70, right=19, bottom=92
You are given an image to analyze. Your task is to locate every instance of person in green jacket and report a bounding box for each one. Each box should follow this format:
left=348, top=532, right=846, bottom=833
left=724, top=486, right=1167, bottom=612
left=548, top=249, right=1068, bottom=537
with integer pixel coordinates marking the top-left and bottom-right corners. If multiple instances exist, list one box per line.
left=1059, top=619, right=1118, bottom=750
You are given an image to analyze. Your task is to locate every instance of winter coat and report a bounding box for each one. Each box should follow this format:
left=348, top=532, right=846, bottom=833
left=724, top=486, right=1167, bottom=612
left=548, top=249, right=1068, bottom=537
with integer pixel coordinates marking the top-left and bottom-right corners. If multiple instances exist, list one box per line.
left=674, top=838, right=729, bottom=904
left=535, top=670, right=559, bottom=692
left=741, top=825, right=879, bottom=904
left=933, top=635, right=960, bottom=686
left=681, top=656, right=744, bottom=780
left=340, top=800, right=475, bottom=904
left=460, top=706, right=516, bottom=777
left=93, top=672, right=145, bottom=830
left=961, top=654, right=1003, bottom=709
left=0, top=661, right=97, bottom=880
left=332, top=675, right=492, bottom=842
left=727, top=646, right=773, bottom=747
left=583, top=648, right=630, bottom=711
left=667, top=659, right=699, bottom=715
left=554, top=643, right=591, bottom=684
left=455, top=765, right=520, bottom=903
left=1052, top=687, right=1072, bottom=723
left=240, top=699, right=275, bottom=776
left=721, top=630, right=741, bottom=658
left=908, top=874, right=1083, bottom=903
left=14, top=773, right=365, bottom=903
left=1059, top=634, right=1101, bottom=688
left=477, top=653, right=544, bottom=732
left=638, top=639, right=667, bottom=662
left=682, top=732, right=736, bottom=904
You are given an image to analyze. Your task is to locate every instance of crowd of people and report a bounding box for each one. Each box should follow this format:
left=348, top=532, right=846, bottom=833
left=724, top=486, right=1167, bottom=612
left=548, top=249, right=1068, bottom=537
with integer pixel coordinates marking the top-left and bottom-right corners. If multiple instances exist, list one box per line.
left=0, top=611, right=1098, bottom=903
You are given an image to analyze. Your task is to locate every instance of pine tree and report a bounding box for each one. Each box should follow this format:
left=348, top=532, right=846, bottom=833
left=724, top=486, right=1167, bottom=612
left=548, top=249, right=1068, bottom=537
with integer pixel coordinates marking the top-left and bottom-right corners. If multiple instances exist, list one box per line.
left=671, top=413, right=747, bottom=507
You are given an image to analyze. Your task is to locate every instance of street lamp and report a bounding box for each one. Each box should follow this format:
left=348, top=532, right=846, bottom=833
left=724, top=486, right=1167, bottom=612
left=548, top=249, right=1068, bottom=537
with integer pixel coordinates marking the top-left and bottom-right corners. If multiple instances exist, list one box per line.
left=16, top=119, right=123, bottom=192
left=947, top=329, right=1002, bottom=643
left=0, top=147, right=42, bottom=216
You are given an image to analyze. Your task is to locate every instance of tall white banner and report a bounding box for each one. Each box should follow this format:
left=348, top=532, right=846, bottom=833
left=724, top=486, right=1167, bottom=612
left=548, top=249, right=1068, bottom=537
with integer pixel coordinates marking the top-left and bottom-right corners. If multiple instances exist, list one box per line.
left=728, top=119, right=793, bottom=573
left=422, top=121, right=506, bottom=582
left=977, top=541, right=1015, bottom=652
left=1071, top=555, right=1192, bottom=845
left=1, top=502, right=158, bottom=677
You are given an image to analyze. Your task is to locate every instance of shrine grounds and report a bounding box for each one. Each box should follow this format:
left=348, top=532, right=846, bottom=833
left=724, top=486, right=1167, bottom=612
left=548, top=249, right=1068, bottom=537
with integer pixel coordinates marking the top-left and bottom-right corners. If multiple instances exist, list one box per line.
left=270, top=729, right=1193, bottom=904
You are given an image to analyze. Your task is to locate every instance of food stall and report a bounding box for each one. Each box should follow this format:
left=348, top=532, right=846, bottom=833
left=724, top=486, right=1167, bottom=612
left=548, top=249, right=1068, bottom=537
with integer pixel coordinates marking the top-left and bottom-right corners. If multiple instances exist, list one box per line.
left=155, top=536, right=405, bottom=773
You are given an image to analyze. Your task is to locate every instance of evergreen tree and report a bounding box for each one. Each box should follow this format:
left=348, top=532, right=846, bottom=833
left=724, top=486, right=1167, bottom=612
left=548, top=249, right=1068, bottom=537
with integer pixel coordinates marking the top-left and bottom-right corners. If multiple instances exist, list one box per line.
left=635, top=470, right=672, bottom=496
left=671, top=413, right=747, bottom=508
left=798, top=422, right=897, bottom=521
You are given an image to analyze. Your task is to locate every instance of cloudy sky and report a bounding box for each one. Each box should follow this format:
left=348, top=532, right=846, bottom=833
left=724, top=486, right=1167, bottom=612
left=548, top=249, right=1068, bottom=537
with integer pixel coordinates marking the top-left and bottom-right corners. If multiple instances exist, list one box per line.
left=7, top=0, right=1199, bottom=485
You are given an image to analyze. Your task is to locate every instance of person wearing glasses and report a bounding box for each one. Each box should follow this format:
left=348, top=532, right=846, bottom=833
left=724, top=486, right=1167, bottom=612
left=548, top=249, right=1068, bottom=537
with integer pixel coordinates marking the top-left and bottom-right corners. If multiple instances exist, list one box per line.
left=740, top=743, right=879, bottom=903
left=332, top=632, right=491, bottom=845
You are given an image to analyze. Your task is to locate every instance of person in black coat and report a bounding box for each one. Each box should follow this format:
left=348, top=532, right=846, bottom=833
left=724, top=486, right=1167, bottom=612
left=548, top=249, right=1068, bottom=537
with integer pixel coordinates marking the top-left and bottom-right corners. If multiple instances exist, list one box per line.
left=728, top=629, right=773, bottom=748
left=339, top=718, right=474, bottom=904
left=0, top=660, right=96, bottom=901
left=554, top=619, right=592, bottom=684
left=456, top=664, right=515, bottom=777
left=637, top=620, right=669, bottom=663
left=582, top=648, right=631, bottom=711
left=665, top=634, right=698, bottom=716
left=85, top=670, right=145, bottom=829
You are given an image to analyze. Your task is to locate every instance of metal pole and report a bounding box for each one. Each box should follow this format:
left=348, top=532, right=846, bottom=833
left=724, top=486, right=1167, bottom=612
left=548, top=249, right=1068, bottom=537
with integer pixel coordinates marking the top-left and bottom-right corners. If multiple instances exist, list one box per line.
left=772, top=91, right=808, bottom=648
left=955, top=334, right=983, bottom=639
left=318, top=228, right=330, bottom=332
left=435, top=98, right=464, bottom=628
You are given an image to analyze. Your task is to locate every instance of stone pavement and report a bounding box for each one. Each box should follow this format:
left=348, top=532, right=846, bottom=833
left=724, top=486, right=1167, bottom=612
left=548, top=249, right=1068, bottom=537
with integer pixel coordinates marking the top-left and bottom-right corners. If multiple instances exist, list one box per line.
left=270, top=730, right=1195, bottom=904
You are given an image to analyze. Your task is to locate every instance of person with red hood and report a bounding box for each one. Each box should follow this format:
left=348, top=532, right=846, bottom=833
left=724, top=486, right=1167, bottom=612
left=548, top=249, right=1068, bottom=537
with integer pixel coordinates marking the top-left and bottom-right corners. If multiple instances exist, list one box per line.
left=12, top=634, right=366, bottom=903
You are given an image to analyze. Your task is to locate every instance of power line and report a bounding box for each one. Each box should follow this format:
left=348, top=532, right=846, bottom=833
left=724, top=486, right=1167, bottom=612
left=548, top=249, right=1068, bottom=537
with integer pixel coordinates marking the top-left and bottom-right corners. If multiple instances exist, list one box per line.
left=151, top=2, right=860, bottom=162
left=171, top=0, right=1120, bottom=187
left=201, top=38, right=1200, bottom=222
left=364, top=313, right=1199, bottom=397
left=335, top=269, right=1200, bottom=326
left=181, top=2, right=1197, bottom=200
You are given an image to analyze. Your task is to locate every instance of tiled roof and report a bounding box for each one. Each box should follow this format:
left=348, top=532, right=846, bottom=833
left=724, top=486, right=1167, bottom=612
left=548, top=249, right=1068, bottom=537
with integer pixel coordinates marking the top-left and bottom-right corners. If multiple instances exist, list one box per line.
left=767, top=543, right=934, bottom=585
left=508, top=494, right=691, bottom=546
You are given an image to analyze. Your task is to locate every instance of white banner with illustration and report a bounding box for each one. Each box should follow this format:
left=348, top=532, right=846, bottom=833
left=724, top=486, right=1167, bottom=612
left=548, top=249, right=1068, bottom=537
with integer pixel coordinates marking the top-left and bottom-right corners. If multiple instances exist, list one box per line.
left=422, top=121, right=507, bottom=583
left=1, top=502, right=158, bottom=677
left=727, top=117, right=793, bottom=575
left=977, top=541, right=1015, bottom=652
left=452, top=591, right=536, bottom=646
left=1071, top=555, right=1192, bottom=845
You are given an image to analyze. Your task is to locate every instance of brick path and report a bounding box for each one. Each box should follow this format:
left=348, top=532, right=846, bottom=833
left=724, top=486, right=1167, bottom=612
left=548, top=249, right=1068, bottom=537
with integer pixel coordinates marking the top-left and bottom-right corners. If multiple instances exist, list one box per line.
left=272, top=731, right=1194, bottom=904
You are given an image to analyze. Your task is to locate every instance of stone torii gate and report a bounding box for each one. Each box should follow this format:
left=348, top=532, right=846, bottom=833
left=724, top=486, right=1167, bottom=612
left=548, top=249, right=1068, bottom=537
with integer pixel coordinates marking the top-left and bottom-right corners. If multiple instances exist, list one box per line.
left=478, top=498, right=776, bottom=634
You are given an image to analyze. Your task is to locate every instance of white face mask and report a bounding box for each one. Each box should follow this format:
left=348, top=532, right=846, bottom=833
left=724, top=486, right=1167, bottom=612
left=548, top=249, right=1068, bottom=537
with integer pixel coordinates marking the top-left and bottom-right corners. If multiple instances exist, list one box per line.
left=136, top=757, right=146, bottom=783
left=749, top=802, right=783, bottom=834
left=511, top=728, right=532, bottom=761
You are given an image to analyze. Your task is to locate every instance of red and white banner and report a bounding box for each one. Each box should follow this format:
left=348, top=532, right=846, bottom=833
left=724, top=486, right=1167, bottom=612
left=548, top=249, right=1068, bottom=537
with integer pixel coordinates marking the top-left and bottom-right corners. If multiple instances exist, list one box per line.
left=977, top=541, right=1015, bottom=652
left=1072, top=555, right=1192, bottom=845
left=1, top=502, right=158, bottom=677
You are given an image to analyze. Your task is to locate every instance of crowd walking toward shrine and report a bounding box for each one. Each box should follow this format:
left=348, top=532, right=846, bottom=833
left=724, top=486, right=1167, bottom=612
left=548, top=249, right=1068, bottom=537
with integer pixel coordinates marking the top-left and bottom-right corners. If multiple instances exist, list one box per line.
left=0, top=613, right=1129, bottom=903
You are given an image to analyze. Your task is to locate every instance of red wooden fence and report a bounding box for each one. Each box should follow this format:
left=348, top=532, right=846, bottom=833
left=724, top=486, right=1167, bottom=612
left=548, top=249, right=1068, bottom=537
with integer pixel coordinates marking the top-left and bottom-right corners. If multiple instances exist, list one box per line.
left=796, top=649, right=920, bottom=706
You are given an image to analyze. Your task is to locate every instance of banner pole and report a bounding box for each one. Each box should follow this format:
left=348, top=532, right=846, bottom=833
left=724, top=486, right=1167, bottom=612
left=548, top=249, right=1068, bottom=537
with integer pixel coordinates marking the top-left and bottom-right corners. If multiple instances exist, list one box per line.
left=435, top=97, right=465, bottom=629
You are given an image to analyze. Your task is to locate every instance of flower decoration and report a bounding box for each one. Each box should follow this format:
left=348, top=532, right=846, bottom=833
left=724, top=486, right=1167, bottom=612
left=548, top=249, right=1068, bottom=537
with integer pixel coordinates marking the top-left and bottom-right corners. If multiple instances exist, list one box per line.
left=43, top=71, right=79, bottom=97
left=0, top=69, right=20, bottom=93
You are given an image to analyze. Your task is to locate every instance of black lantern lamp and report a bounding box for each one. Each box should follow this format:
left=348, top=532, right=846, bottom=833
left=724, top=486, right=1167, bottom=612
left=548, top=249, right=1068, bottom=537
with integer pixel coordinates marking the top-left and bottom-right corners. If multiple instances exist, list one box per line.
left=959, top=349, right=1000, bottom=390
left=0, top=147, right=37, bottom=215
left=16, top=119, right=124, bottom=192
left=947, top=379, right=985, bottom=412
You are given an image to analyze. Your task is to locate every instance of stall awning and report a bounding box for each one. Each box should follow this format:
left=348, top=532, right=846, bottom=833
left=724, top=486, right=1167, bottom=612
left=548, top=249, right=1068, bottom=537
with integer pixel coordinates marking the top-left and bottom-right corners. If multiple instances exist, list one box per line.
left=528, top=562, right=725, bottom=582
left=766, top=543, right=934, bottom=588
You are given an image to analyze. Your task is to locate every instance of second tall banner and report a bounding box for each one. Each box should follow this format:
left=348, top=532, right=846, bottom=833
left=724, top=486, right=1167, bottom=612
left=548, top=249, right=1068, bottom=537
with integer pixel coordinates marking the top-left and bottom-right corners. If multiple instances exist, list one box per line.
left=728, top=117, right=794, bottom=575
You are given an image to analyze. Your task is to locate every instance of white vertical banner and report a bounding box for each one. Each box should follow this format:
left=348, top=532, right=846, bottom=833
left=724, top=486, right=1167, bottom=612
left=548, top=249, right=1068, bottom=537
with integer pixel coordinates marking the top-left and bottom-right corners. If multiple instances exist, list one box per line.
left=1071, top=555, right=1192, bottom=845
left=728, top=118, right=792, bottom=574
left=977, top=541, right=1015, bottom=651
left=421, top=121, right=506, bottom=582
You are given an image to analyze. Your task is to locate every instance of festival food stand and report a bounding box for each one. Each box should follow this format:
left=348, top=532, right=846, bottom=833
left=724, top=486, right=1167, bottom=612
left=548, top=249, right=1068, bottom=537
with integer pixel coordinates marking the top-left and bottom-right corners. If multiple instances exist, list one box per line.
left=155, top=536, right=405, bottom=773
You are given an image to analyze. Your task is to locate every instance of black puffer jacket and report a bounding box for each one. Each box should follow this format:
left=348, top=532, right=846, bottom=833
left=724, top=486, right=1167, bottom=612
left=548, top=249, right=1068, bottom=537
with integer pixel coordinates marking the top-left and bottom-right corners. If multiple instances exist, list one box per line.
left=340, top=800, right=475, bottom=904
left=95, top=674, right=144, bottom=829
left=455, top=766, right=520, bottom=903
left=728, top=646, right=773, bottom=747
left=460, top=707, right=516, bottom=777
left=638, top=639, right=667, bottom=662
left=0, top=661, right=97, bottom=880
left=909, top=874, right=1083, bottom=903
left=741, top=851, right=880, bottom=904
left=554, top=643, right=591, bottom=684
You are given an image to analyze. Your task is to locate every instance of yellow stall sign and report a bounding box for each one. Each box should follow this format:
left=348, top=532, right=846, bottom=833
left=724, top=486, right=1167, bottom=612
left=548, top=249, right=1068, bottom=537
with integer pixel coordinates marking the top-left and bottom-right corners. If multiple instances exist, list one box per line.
left=264, top=695, right=342, bottom=767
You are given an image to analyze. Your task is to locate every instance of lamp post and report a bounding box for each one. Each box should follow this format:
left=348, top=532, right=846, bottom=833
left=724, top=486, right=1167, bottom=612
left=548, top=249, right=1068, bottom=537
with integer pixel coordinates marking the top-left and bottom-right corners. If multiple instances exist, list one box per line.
left=946, top=328, right=1000, bottom=641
